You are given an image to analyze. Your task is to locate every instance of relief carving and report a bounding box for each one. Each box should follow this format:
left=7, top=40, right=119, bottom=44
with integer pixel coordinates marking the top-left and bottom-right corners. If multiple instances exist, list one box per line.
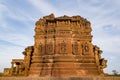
left=60, top=41, right=67, bottom=53
left=72, top=42, right=79, bottom=55
left=82, top=42, right=89, bottom=54
left=38, top=43, right=43, bottom=53
left=6, top=14, right=107, bottom=77
left=46, top=42, right=53, bottom=54
left=100, top=58, right=107, bottom=69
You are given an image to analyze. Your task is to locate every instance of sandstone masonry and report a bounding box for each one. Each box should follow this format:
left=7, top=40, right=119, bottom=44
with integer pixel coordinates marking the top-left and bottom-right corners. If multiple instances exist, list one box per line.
left=4, top=14, right=107, bottom=77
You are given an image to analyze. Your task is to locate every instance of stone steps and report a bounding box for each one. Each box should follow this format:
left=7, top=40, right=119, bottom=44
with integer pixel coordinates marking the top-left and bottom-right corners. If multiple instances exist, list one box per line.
left=29, top=55, right=100, bottom=76
left=30, top=62, right=100, bottom=76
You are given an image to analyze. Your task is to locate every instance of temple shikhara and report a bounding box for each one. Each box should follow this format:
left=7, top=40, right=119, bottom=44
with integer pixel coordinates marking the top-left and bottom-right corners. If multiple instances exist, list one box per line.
left=4, top=14, right=107, bottom=77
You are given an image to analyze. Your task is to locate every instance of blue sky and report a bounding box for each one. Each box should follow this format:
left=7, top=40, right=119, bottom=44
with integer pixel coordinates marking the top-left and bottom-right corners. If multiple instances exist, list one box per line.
left=0, top=0, right=120, bottom=74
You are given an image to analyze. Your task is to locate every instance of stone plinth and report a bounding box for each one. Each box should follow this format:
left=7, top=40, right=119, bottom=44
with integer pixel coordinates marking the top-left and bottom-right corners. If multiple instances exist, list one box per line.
left=0, top=77, right=120, bottom=80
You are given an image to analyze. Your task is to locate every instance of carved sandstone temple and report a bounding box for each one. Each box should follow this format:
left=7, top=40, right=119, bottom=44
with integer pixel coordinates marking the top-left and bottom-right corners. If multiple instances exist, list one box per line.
left=4, top=14, right=107, bottom=77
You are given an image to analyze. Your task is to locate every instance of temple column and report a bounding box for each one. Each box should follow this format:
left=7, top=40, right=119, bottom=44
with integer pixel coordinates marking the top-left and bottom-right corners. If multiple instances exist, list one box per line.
left=24, top=62, right=28, bottom=76
left=25, top=46, right=33, bottom=76
left=24, top=50, right=28, bottom=76
left=10, top=62, right=14, bottom=76
left=19, top=63, right=22, bottom=74
left=15, top=63, right=20, bottom=74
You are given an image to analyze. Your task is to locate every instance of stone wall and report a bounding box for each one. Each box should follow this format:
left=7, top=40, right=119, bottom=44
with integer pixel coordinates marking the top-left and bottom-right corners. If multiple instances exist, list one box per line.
left=3, top=14, right=107, bottom=77
left=29, top=14, right=107, bottom=77
left=0, top=77, right=120, bottom=80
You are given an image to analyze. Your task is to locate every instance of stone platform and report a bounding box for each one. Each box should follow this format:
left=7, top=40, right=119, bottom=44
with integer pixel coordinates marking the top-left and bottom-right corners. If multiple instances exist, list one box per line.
left=0, top=77, right=120, bottom=80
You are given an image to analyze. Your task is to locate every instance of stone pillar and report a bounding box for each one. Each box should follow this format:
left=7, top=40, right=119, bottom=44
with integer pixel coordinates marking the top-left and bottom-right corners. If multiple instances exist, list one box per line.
left=94, top=46, right=100, bottom=66
left=19, top=64, right=22, bottom=74
left=15, top=63, right=19, bottom=74
left=25, top=46, right=33, bottom=76
left=24, top=62, right=28, bottom=76
left=10, top=62, right=14, bottom=76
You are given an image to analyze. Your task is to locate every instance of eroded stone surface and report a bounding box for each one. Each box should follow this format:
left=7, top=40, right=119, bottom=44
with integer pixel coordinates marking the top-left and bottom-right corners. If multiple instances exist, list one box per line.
left=3, top=14, right=107, bottom=77
left=0, top=77, right=120, bottom=80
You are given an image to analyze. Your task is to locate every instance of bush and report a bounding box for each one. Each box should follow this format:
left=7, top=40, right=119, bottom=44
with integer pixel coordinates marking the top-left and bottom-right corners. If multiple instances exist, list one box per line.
left=112, top=70, right=119, bottom=76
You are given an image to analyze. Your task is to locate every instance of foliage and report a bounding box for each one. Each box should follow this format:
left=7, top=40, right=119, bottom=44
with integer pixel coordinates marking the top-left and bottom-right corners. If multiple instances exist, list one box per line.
left=112, top=70, right=119, bottom=75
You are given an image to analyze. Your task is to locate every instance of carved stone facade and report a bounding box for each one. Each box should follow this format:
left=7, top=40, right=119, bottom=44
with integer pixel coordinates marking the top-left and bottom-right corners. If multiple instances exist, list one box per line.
left=3, top=46, right=34, bottom=76
left=4, top=14, right=107, bottom=77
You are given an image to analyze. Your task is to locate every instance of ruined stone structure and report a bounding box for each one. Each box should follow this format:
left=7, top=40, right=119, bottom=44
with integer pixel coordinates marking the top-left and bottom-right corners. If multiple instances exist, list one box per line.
left=4, top=46, right=34, bottom=76
left=4, top=14, right=107, bottom=77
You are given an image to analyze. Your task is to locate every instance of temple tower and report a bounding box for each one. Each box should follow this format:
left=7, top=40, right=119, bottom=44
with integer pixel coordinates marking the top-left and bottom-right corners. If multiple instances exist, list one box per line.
left=29, top=14, right=107, bottom=77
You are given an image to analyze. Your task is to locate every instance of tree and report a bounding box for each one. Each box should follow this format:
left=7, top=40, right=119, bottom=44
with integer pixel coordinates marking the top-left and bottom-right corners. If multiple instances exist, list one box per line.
left=112, top=70, right=118, bottom=75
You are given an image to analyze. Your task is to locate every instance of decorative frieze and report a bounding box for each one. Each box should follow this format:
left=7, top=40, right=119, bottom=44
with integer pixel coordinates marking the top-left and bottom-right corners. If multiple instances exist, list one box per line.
left=4, top=14, right=107, bottom=77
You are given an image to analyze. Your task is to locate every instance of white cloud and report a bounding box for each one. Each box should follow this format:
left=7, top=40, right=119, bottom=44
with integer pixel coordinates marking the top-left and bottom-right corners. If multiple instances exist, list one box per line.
left=0, top=45, right=24, bottom=72
left=0, top=1, right=35, bottom=72
left=28, top=0, right=62, bottom=16
left=0, top=1, right=35, bottom=27
left=0, top=33, right=34, bottom=47
left=0, top=0, right=120, bottom=74
left=0, top=3, right=8, bottom=28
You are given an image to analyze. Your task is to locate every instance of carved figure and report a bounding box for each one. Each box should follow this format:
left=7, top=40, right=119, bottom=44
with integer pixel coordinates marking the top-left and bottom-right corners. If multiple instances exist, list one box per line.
left=82, top=42, right=89, bottom=54
left=72, top=42, right=79, bottom=54
left=4, top=14, right=107, bottom=77
left=47, top=42, right=53, bottom=53
left=100, top=58, right=107, bottom=68
left=38, top=43, right=42, bottom=53
left=60, top=41, right=66, bottom=53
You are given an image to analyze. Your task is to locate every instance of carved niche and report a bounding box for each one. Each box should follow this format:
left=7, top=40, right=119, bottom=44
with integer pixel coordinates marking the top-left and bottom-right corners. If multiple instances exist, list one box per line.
left=72, top=42, right=79, bottom=55
left=46, top=42, right=53, bottom=54
left=82, top=42, right=89, bottom=55
left=99, top=58, right=107, bottom=69
left=60, top=41, right=67, bottom=54
left=38, top=43, right=43, bottom=54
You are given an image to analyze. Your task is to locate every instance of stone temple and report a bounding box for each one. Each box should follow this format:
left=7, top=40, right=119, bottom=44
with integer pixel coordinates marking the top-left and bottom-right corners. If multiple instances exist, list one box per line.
left=4, top=14, right=107, bottom=77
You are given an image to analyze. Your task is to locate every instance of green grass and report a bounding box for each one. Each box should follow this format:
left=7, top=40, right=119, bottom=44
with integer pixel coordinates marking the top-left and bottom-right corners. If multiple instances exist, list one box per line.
left=106, top=74, right=120, bottom=77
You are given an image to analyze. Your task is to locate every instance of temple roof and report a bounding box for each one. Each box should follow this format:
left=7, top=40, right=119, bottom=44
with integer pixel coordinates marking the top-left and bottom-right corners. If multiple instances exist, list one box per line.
left=12, top=59, right=24, bottom=63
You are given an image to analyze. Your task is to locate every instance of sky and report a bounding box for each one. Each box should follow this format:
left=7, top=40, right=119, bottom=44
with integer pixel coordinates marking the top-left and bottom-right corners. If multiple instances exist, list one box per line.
left=0, top=0, right=120, bottom=74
